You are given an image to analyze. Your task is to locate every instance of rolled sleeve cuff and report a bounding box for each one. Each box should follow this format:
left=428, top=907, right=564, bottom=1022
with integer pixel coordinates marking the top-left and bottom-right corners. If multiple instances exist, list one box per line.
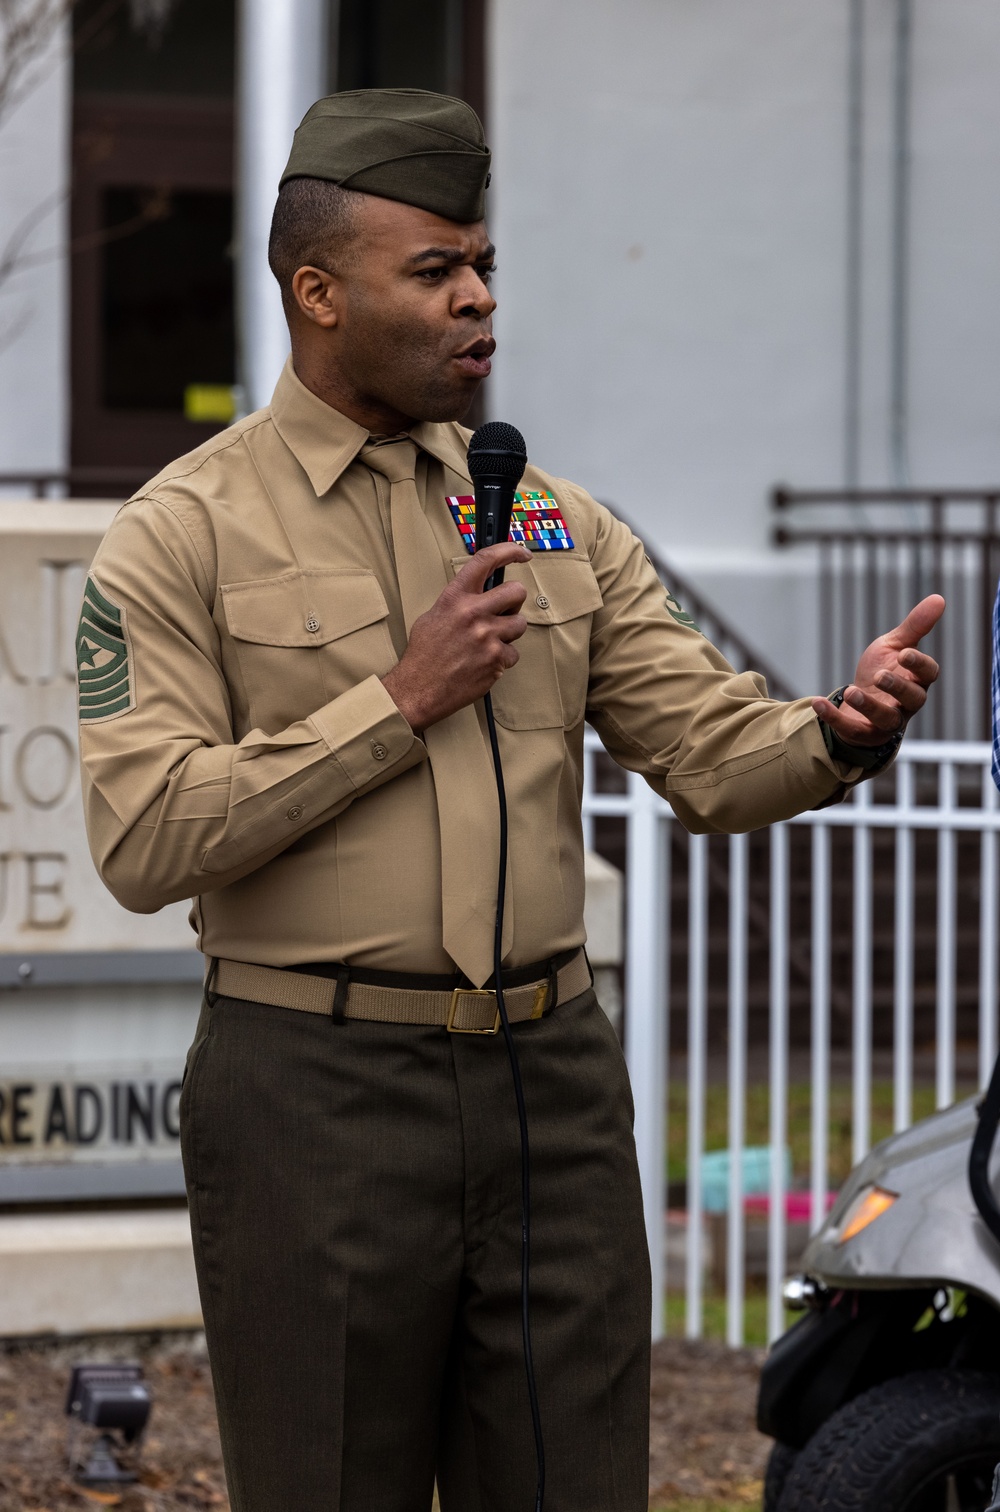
left=311, top=674, right=426, bottom=791
left=783, top=704, right=865, bottom=807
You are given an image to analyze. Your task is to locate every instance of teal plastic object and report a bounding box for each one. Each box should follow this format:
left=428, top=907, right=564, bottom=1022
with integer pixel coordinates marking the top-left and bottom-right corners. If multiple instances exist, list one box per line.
left=700, top=1146, right=792, bottom=1213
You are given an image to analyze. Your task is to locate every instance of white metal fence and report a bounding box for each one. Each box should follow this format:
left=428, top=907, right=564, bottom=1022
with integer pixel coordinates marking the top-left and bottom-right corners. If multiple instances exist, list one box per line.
left=581, top=734, right=1000, bottom=1345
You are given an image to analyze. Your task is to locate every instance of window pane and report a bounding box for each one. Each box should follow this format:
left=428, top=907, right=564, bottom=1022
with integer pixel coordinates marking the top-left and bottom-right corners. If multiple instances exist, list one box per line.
left=101, top=188, right=235, bottom=411
left=75, top=0, right=236, bottom=98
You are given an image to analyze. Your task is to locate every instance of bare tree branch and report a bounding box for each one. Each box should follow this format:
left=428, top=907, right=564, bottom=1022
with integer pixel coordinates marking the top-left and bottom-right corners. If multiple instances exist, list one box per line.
left=0, top=0, right=178, bottom=355
left=0, top=182, right=173, bottom=287
left=0, top=0, right=72, bottom=130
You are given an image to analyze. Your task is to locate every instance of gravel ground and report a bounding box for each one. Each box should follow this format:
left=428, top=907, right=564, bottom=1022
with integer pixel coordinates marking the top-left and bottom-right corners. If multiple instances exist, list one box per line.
left=0, top=1333, right=769, bottom=1510
left=648, top=1339, right=768, bottom=1507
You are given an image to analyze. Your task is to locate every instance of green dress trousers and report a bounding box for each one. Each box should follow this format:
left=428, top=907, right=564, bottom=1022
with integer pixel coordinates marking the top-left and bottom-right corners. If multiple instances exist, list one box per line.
left=179, top=985, right=651, bottom=1511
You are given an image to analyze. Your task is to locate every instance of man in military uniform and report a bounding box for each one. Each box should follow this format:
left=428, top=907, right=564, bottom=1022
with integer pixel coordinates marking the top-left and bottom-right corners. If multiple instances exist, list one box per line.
left=78, top=90, right=942, bottom=1512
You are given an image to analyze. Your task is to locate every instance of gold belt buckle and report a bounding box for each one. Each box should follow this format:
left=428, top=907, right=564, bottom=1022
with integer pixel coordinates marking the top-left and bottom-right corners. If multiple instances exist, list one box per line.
left=446, top=980, right=550, bottom=1032
left=447, top=988, right=501, bottom=1035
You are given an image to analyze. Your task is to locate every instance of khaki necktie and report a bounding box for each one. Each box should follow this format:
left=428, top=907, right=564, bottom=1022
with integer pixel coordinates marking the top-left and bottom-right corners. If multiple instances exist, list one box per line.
left=361, top=438, right=513, bottom=987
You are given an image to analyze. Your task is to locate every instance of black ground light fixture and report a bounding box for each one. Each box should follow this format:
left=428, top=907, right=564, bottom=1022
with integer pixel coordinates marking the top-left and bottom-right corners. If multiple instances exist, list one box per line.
left=65, top=1363, right=152, bottom=1487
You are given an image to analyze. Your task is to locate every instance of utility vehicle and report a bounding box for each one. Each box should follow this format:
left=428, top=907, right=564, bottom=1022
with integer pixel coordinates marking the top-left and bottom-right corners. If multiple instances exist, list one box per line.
left=759, top=1060, right=1000, bottom=1512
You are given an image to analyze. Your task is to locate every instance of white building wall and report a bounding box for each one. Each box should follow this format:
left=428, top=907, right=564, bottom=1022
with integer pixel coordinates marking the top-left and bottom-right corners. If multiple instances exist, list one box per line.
left=0, top=26, right=70, bottom=477
left=904, top=0, right=1000, bottom=486
left=488, top=0, right=1000, bottom=689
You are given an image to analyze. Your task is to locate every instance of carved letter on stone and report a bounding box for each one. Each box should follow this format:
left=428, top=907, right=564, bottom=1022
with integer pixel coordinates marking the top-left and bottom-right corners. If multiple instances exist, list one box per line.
left=40, top=561, right=87, bottom=684
left=24, top=853, right=71, bottom=930
left=0, top=621, right=27, bottom=685
left=16, top=726, right=76, bottom=810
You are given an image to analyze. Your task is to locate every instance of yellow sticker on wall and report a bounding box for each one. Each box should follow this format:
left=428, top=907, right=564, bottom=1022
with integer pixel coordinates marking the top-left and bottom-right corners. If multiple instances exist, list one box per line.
left=184, top=384, right=236, bottom=424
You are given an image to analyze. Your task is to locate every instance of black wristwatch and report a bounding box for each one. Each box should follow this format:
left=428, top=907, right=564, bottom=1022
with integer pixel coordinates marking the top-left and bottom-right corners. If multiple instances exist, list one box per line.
left=819, top=686, right=904, bottom=773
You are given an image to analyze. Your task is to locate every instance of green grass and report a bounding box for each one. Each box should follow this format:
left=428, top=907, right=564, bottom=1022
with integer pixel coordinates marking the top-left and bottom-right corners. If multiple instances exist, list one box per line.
left=667, top=1078, right=943, bottom=1189
left=663, top=1289, right=793, bottom=1348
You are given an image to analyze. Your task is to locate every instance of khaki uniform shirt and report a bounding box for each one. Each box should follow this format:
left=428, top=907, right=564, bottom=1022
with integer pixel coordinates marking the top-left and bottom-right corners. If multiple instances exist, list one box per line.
left=79, top=359, right=862, bottom=974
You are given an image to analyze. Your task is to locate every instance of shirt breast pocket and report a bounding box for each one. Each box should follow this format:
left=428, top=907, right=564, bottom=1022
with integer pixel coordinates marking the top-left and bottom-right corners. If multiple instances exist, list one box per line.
left=221, top=569, right=395, bottom=732
left=450, top=555, right=602, bottom=730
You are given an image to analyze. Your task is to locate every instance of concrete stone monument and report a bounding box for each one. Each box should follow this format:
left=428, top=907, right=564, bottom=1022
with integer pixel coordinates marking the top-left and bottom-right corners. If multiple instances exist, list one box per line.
left=0, top=503, right=201, bottom=1200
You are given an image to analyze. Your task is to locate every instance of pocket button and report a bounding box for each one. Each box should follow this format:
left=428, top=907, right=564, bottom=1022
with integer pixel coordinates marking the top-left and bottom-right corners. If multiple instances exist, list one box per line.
left=535, top=594, right=550, bottom=609
left=305, top=615, right=321, bottom=633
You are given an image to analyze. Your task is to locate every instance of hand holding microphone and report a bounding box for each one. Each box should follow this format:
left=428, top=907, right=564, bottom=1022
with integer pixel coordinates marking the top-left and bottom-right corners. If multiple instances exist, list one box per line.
left=381, top=542, right=529, bottom=734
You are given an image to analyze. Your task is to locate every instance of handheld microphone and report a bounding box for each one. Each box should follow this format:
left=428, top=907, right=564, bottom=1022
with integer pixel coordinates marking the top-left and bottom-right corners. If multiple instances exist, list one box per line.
left=466, top=419, right=545, bottom=1512
left=468, top=421, right=527, bottom=586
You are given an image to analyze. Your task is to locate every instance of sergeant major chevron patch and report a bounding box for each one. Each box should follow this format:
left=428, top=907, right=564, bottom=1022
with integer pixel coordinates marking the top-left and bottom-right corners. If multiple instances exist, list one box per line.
left=447, top=489, right=575, bottom=554
left=76, top=575, right=136, bottom=723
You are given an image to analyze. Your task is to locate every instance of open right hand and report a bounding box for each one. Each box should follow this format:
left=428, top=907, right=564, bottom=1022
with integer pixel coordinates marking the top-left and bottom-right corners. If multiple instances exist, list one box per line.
left=381, top=542, right=531, bottom=733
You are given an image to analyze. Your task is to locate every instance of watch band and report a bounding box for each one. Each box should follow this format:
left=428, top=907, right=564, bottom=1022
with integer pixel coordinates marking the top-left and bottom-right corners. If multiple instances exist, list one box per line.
left=820, top=686, right=904, bottom=773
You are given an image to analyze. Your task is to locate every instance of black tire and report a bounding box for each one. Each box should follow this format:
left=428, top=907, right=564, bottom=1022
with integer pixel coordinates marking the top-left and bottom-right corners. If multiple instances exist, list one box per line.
left=764, top=1441, right=799, bottom=1512
left=776, top=1369, right=1000, bottom=1512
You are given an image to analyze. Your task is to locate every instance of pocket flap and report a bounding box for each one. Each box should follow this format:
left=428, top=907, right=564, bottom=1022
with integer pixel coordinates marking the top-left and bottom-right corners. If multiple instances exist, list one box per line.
left=526, top=557, right=603, bottom=624
left=222, top=570, right=389, bottom=647
left=447, top=555, right=602, bottom=625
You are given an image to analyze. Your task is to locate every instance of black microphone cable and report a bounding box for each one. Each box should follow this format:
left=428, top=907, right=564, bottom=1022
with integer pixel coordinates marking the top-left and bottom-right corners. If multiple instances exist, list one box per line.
left=482, top=686, right=545, bottom=1512
left=468, top=419, right=545, bottom=1511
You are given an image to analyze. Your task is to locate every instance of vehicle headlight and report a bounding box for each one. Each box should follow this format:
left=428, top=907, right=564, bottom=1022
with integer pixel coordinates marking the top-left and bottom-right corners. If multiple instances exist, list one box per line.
left=837, top=1184, right=898, bottom=1243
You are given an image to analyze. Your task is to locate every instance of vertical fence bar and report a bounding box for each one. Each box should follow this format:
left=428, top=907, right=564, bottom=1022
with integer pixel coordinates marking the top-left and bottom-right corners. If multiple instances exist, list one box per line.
left=954, top=541, right=970, bottom=741
left=844, top=538, right=857, bottom=682
left=624, top=775, right=668, bottom=1340
left=894, top=761, right=915, bottom=1132
left=853, top=790, right=873, bottom=1164
left=980, top=517, right=996, bottom=741
left=937, top=763, right=957, bottom=1109
left=982, top=768, right=999, bottom=1087
left=581, top=742, right=596, bottom=854
left=768, top=824, right=790, bottom=1345
left=727, top=833, right=748, bottom=1346
left=686, top=834, right=709, bottom=1340
left=820, top=540, right=833, bottom=694
left=811, top=824, right=831, bottom=1232
left=929, top=500, right=945, bottom=741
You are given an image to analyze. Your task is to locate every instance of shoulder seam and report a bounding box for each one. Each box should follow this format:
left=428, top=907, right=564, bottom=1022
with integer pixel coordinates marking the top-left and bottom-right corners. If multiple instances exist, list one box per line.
left=112, top=493, right=216, bottom=608
left=128, top=412, right=272, bottom=497
left=156, top=498, right=215, bottom=605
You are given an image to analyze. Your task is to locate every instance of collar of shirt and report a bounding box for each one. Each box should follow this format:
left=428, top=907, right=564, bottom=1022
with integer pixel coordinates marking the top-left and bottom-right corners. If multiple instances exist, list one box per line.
left=268, top=356, right=474, bottom=498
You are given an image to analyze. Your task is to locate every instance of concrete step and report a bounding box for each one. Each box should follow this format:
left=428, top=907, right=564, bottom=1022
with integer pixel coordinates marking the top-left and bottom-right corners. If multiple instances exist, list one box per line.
left=0, top=1208, right=201, bottom=1337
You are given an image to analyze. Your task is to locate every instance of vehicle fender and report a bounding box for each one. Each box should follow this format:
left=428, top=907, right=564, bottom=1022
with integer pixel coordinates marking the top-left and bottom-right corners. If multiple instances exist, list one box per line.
left=803, top=1101, right=1000, bottom=1308
left=757, top=1298, right=880, bottom=1448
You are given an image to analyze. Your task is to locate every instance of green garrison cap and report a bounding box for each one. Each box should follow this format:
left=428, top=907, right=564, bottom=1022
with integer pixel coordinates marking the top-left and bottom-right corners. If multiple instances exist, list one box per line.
left=280, top=89, right=491, bottom=223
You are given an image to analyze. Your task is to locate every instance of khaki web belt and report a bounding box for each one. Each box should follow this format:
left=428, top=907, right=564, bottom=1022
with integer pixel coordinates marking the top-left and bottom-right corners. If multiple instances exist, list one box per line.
left=212, top=950, right=592, bottom=1035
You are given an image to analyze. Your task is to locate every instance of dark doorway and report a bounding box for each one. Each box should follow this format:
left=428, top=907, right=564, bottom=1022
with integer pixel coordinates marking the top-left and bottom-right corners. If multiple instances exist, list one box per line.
left=336, top=0, right=485, bottom=119
left=101, top=187, right=235, bottom=413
